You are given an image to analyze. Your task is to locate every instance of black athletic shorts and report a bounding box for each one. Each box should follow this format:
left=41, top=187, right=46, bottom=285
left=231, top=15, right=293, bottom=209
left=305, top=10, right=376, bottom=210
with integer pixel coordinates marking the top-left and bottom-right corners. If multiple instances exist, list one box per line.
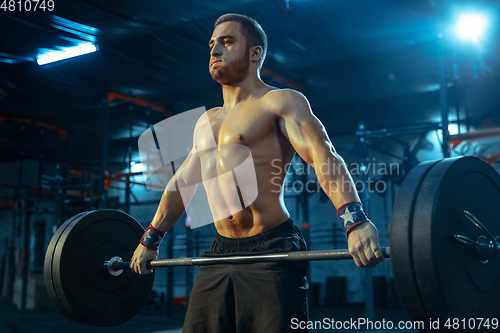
left=182, top=218, right=309, bottom=333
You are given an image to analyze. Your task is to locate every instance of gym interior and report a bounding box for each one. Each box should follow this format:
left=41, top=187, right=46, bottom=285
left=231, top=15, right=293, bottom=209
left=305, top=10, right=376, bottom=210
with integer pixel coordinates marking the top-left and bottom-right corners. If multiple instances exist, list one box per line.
left=1, top=1, right=499, bottom=332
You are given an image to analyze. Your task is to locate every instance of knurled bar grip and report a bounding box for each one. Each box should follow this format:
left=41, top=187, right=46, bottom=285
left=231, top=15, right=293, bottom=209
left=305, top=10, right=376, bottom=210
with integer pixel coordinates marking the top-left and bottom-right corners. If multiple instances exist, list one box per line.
left=110, top=247, right=391, bottom=271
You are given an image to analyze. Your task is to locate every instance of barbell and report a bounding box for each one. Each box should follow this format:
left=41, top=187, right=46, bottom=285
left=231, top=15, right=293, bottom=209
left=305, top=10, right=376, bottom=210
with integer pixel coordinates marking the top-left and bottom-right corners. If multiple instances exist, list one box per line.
left=44, top=156, right=500, bottom=330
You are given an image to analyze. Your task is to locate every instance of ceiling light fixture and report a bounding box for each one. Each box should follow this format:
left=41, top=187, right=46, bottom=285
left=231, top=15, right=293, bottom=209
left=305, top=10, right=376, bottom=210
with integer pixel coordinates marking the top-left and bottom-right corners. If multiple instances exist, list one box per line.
left=36, top=43, right=98, bottom=65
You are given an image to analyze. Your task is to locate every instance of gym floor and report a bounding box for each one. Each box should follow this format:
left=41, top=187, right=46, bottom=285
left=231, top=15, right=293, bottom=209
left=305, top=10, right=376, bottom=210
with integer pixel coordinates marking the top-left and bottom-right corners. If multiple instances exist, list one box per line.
left=0, top=300, right=417, bottom=333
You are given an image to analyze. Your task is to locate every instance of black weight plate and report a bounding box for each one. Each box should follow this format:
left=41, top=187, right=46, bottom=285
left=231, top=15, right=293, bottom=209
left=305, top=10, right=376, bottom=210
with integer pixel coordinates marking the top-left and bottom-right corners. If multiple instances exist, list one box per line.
left=412, top=156, right=500, bottom=330
left=50, top=209, right=154, bottom=326
left=389, top=159, right=440, bottom=324
left=44, top=212, right=89, bottom=325
left=48, top=211, right=119, bottom=325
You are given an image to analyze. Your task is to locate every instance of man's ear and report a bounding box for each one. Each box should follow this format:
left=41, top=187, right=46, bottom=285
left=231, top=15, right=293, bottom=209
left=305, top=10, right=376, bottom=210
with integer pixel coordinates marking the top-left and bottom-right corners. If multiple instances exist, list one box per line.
left=249, top=46, right=263, bottom=63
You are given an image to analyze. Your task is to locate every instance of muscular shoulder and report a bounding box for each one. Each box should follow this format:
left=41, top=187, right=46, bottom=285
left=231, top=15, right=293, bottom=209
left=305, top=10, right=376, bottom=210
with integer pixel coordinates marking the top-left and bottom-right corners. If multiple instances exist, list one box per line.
left=204, top=107, right=222, bottom=120
left=192, top=107, right=220, bottom=148
left=194, top=107, right=220, bottom=128
left=263, top=88, right=311, bottom=117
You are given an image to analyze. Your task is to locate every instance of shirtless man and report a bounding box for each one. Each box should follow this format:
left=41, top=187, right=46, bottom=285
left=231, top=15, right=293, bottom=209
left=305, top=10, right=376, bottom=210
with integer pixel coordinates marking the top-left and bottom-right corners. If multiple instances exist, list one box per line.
left=131, top=13, right=384, bottom=333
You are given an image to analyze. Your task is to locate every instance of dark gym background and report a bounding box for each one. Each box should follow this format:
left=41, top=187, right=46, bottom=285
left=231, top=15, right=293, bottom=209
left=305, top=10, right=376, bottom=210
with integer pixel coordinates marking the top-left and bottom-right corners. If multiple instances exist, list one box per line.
left=1, top=1, right=499, bottom=332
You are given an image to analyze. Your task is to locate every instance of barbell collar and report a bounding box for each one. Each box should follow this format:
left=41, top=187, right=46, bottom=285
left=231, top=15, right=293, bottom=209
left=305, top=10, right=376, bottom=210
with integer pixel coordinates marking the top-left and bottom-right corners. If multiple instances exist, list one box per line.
left=104, top=256, right=125, bottom=276
left=453, top=234, right=500, bottom=264
left=108, top=247, right=391, bottom=273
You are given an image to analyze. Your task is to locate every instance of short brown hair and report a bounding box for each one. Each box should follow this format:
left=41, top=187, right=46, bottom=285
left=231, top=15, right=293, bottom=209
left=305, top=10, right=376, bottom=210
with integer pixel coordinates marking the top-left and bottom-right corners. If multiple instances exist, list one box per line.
left=214, top=13, right=267, bottom=69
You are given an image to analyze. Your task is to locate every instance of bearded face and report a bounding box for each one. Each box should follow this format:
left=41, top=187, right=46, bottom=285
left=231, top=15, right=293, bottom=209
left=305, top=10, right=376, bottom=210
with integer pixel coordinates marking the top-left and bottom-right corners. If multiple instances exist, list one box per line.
left=210, top=45, right=250, bottom=84
left=209, top=22, right=252, bottom=85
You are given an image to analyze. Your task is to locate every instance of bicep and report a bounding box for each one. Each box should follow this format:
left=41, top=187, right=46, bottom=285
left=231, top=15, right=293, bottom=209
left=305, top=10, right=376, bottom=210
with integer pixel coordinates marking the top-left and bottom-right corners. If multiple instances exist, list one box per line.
left=174, top=115, right=207, bottom=187
left=277, top=92, right=333, bottom=164
left=175, top=148, right=202, bottom=187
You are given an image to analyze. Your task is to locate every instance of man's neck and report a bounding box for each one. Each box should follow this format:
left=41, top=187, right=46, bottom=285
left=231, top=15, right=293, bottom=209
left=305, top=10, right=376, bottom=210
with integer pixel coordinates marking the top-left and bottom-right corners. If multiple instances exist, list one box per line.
left=221, top=73, right=266, bottom=109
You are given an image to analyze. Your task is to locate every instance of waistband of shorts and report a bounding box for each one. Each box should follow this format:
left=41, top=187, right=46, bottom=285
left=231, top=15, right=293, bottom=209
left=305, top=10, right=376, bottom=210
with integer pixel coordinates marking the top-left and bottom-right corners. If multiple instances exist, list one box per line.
left=215, top=218, right=294, bottom=246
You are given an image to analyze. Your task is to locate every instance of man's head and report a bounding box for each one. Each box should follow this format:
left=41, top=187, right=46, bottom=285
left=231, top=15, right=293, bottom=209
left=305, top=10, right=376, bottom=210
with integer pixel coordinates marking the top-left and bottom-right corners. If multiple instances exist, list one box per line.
left=209, top=14, right=267, bottom=84
left=214, top=14, right=267, bottom=69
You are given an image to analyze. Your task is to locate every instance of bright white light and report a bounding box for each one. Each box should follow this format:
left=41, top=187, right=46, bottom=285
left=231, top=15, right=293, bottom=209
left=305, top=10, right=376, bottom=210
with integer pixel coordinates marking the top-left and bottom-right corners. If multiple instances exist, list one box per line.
left=455, top=13, right=487, bottom=42
left=131, top=162, right=146, bottom=173
left=448, top=123, right=469, bottom=135
left=37, top=43, right=98, bottom=65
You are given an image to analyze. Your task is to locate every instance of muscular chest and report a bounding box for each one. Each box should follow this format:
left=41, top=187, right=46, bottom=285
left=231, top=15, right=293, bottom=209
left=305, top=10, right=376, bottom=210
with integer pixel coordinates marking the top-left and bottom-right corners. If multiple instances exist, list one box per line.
left=194, top=104, right=280, bottom=176
left=199, top=105, right=276, bottom=149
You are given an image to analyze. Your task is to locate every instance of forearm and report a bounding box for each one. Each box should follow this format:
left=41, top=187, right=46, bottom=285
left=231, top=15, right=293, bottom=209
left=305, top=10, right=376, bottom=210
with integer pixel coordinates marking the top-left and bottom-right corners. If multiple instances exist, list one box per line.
left=150, top=177, right=187, bottom=233
left=312, top=147, right=360, bottom=208
left=311, top=147, right=375, bottom=238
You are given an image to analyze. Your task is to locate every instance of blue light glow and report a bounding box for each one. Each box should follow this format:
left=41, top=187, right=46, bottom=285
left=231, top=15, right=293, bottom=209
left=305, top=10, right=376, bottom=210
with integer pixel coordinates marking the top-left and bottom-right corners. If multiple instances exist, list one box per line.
left=36, top=43, right=98, bottom=65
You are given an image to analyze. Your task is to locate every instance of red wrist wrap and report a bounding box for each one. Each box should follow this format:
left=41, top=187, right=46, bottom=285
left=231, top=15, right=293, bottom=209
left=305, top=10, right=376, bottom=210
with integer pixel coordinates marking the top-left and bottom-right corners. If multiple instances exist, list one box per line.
left=140, top=224, right=166, bottom=250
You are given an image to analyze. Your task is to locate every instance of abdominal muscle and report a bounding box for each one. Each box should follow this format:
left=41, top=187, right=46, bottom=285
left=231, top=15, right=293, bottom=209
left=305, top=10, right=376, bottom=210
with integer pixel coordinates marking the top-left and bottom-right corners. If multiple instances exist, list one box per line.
left=195, top=103, right=295, bottom=238
left=212, top=193, right=290, bottom=238
left=200, top=146, right=291, bottom=239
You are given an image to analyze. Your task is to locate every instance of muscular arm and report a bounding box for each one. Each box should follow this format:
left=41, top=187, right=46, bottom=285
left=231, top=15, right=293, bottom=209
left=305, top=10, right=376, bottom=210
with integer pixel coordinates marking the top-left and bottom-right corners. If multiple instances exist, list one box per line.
left=150, top=148, right=202, bottom=233
left=131, top=119, right=202, bottom=275
left=274, top=91, right=359, bottom=208
left=271, top=89, right=384, bottom=267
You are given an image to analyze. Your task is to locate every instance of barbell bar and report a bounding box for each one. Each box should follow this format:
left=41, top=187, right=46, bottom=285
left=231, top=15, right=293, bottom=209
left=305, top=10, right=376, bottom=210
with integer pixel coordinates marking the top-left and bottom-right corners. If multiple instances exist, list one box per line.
left=44, top=156, right=500, bottom=330
left=105, top=248, right=392, bottom=276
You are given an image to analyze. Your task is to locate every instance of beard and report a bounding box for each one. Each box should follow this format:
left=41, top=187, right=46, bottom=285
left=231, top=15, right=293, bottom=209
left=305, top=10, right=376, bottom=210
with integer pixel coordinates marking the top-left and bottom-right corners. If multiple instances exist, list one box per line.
left=210, top=50, right=250, bottom=84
